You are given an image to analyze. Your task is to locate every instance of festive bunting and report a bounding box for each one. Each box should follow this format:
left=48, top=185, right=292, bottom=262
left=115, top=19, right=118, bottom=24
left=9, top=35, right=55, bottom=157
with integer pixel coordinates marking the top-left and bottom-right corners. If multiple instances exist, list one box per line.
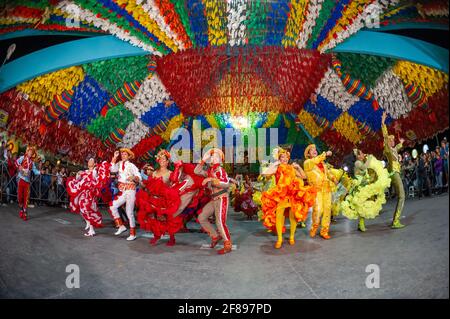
left=87, top=105, right=134, bottom=140
left=282, top=0, right=309, bottom=47
left=333, top=113, right=364, bottom=145
left=131, top=134, right=164, bottom=159
left=119, top=118, right=149, bottom=148
left=372, top=70, right=414, bottom=119
left=332, top=57, right=379, bottom=110
left=123, top=74, right=170, bottom=117
left=227, top=0, right=247, bottom=47
left=16, top=66, right=84, bottom=106
left=66, top=75, right=110, bottom=127
left=44, top=89, right=73, bottom=123
left=393, top=60, right=449, bottom=97
left=296, top=110, right=324, bottom=138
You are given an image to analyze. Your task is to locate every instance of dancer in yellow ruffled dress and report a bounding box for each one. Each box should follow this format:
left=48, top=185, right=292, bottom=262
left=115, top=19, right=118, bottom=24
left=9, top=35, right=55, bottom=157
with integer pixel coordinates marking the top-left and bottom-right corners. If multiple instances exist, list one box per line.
left=341, top=149, right=392, bottom=232
left=260, top=147, right=317, bottom=249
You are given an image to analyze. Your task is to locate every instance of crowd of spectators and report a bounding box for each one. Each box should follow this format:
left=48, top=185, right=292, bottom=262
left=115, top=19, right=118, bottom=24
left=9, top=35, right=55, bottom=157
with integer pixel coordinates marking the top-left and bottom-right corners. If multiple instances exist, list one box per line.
left=0, top=141, right=71, bottom=207
left=400, top=137, right=449, bottom=199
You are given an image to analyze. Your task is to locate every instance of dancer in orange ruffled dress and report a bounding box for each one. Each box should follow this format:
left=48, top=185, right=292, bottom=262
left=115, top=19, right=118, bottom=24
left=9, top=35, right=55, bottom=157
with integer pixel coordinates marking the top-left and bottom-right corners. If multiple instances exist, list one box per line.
left=260, top=147, right=316, bottom=249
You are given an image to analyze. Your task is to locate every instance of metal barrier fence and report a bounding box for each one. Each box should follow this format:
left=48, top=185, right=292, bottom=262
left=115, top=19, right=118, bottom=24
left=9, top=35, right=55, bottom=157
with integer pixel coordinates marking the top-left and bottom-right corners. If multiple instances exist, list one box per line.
left=0, top=160, right=69, bottom=204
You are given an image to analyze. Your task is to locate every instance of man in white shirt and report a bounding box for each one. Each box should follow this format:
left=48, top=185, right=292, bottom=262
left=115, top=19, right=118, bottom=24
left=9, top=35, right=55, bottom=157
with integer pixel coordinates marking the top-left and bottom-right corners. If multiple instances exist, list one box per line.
left=110, top=148, right=141, bottom=241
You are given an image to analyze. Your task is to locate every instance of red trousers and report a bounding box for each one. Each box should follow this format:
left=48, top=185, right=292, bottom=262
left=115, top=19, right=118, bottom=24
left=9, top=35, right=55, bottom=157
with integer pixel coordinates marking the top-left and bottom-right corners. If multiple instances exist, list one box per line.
left=18, top=179, right=30, bottom=210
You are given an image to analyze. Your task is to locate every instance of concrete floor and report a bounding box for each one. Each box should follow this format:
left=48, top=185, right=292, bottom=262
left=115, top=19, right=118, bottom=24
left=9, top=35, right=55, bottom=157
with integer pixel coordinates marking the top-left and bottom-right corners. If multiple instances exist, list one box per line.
left=0, top=194, right=448, bottom=299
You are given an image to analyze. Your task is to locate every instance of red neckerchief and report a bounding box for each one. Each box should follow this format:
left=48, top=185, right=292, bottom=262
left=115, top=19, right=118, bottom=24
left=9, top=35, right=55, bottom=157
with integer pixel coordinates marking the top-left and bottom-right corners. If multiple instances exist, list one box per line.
left=122, top=160, right=127, bottom=171
left=23, top=156, right=31, bottom=169
left=318, top=162, right=325, bottom=173
left=209, top=163, right=220, bottom=177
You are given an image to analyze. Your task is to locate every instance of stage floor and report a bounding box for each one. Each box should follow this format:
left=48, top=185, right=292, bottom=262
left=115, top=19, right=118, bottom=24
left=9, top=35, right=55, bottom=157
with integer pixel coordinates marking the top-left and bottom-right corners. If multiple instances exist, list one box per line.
left=0, top=194, right=448, bottom=299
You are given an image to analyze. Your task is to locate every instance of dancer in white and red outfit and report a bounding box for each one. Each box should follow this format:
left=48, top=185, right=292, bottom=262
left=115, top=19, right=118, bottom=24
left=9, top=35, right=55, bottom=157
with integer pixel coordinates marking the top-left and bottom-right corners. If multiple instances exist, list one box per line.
left=194, top=148, right=233, bottom=255
left=109, top=148, right=141, bottom=241
left=15, top=146, right=40, bottom=221
left=66, top=158, right=111, bottom=237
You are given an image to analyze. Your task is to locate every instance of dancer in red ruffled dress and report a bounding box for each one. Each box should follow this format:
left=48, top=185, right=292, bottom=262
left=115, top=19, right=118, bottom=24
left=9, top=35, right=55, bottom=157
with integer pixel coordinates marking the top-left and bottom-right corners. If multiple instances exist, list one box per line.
left=136, top=150, right=182, bottom=246
left=170, top=160, right=209, bottom=232
left=66, top=158, right=111, bottom=237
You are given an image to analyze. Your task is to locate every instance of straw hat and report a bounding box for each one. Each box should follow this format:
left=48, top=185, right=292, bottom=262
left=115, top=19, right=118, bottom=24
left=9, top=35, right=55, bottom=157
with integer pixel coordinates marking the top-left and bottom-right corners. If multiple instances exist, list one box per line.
left=119, top=148, right=135, bottom=160
left=304, top=144, right=316, bottom=159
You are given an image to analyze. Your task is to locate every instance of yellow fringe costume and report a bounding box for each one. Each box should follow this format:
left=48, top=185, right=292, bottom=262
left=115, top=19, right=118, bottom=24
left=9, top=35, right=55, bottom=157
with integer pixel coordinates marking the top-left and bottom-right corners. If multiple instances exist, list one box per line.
left=303, top=145, right=336, bottom=239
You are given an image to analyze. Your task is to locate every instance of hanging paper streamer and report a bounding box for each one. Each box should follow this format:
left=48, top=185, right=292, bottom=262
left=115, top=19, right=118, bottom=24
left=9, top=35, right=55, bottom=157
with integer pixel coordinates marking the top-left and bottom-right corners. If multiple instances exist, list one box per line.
left=44, top=89, right=73, bottom=123
left=115, top=0, right=179, bottom=52
left=304, top=95, right=342, bottom=123
left=147, top=58, right=157, bottom=75
left=139, top=102, right=181, bottom=129
left=393, top=60, right=449, bottom=97
left=417, top=1, right=449, bottom=18
left=332, top=57, right=379, bottom=110
left=347, top=99, right=385, bottom=131
left=244, top=0, right=267, bottom=45
left=152, top=0, right=192, bottom=49
left=93, top=0, right=170, bottom=52
left=372, top=69, right=414, bottom=119
left=100, top=80, right=142, bottom=116
left=138, top=0, right=184, bottom=50
left=282, top=0, right=309, bottom=47
left=66, top=75, right=110, bottom=128
left=119, top=118, right=149, bottom=148
left=306, top=0, right=337, bottom=48
left=404, top=82, right=428, bottom=109
left=82, top=55, right=150, bottom=94
left=87, top=105, right=134, bottom=140
left=296, top=110, right=324, bottom=138
left=332, top=113, right=364, bottom=145
left=265, top=0, right=290, bottom=45
left=104, top=127, right=126, bottom=146
left=297, top=0, right=324, bottom=48
left=227, top=0, right=247, bottom=47
left=0, top=89, right=111, bottom=164
left=320, top=128, right=354, bottom=161
left=391, top=87, right=449, bottom=145
left=172, top=0, right=196, bottom=48
left=336, top=53, right=397, bottom=88
left=315, top=67, right=359, bottom=111
left=160, top=114, right=185, bottom=142
left=186, top=0, right=209, bottom=47
left=313, top=0, right=351, bottom=49
left=204, top=0, right=228, bottom=46
left=131, top=134, right=164, bottom=159
left=318, top=0, right=373, bottom=52
left=16, top=66, right=84, bottom=106
left=57, top=0, right=160, bottom=54
left=123, top=74, right=170, bottom=117
left=156, top=47, right=330, bottom=115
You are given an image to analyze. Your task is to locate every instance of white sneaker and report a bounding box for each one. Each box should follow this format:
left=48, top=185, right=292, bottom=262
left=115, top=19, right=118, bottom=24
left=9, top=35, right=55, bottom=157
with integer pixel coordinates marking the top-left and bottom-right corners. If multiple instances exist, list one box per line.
left=85, top=221, right=90, bottom=230
left=84, top=230, right=95, bottom=237
left=126, top=235, right=137, bottom=241
left=114, top=225, right=127, bottom=236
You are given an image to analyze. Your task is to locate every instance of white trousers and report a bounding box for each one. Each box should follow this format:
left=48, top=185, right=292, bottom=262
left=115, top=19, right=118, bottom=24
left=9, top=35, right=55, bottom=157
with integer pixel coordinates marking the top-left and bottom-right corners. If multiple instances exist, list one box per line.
left=110, top=189, right=136, bottom=228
